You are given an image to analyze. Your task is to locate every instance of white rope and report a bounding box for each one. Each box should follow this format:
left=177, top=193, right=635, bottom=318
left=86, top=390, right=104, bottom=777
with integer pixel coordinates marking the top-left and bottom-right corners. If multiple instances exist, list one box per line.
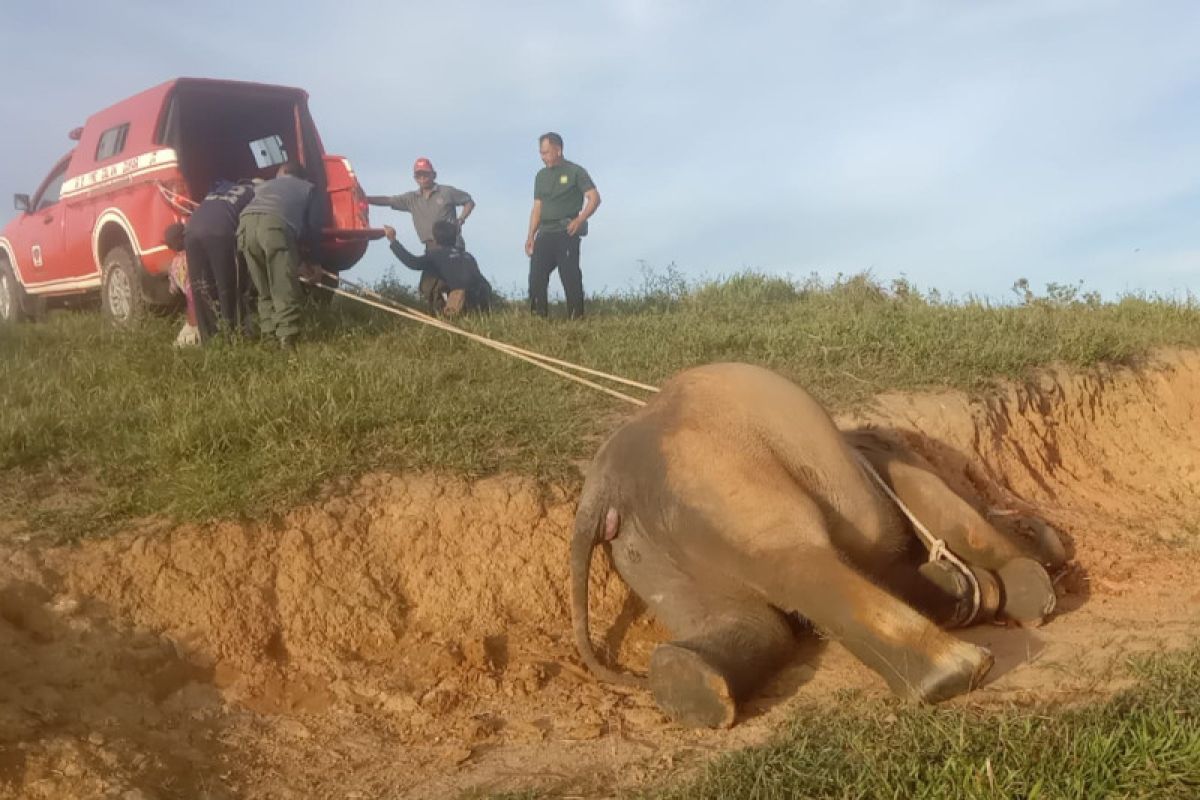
left=309, top=276, right=651, bottom=407
left=155, top=181, right=199, bottom=216
left=327, top=270, right=661, bottom=395
left=853, top=451, right=983, bottom=623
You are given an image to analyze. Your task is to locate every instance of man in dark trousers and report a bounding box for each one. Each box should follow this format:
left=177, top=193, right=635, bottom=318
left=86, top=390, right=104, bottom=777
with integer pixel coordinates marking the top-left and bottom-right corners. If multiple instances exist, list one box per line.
left=383, top=220, right=491, bottom=316
left=524, top=132, right=601, bottom=318
left=184, top=179, right=255, bottom=341
left=237, top=163, right=325, bottom=349
left=366, top=157, right=475, bottom=312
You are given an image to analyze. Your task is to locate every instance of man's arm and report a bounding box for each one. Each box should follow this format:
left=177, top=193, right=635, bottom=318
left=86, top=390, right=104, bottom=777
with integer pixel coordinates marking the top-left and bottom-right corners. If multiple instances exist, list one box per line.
left=383, top=225, right=431, bottom=272
left=448, top=187, right=476, bottom=226
left=365, top=193, right=412, bottom=212
left=567, top=187, right=601, bottom=237
left=458, top=199, right=476, bottom=226
left=525, top=199, right=542, bottom=257
left=302, top=184, right=327, bottom=247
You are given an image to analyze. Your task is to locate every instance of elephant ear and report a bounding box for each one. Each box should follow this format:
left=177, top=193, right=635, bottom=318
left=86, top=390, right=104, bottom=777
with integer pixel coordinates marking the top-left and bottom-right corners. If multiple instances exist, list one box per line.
left=603, top=507, right=620, bottom=541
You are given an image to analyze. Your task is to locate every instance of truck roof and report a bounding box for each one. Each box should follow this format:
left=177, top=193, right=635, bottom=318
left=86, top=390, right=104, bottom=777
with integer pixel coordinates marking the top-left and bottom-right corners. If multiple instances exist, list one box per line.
left=73, top=78, right=312, bottom=171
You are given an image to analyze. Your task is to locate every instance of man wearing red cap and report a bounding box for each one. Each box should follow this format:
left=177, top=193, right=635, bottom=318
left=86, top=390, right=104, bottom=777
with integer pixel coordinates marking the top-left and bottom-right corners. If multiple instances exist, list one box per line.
left=367, top=158, right=475, bottom=249
left=367, top=158, right=475, bottom=310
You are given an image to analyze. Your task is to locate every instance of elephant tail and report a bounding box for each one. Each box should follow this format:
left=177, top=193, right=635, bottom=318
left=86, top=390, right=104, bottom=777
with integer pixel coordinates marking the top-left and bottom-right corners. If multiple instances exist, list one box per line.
left=571, top=489, right=646, bottom=689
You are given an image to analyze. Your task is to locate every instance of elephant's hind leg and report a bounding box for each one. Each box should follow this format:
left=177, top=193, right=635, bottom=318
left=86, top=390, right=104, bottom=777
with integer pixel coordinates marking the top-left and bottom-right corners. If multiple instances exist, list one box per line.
left=853, top=435, right=1058, bottom=626
left=882, top=556, right=1001, bottom=629
left=649, top=602, right=796, bottom=729
left=608, top=530, right=796, bottom=728
left=753, top=547, right=993, bottom=703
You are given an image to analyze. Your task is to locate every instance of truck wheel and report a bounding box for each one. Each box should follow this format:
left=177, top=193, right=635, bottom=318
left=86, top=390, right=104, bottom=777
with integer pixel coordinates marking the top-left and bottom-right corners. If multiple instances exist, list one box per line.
left=0, top=261, right=28, bottom=324
left=101, top=245, right=144, bottom=324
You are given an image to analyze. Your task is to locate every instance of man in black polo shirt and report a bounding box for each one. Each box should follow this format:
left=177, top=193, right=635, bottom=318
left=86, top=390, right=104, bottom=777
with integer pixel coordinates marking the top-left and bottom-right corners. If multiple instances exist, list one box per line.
left=524, top=132, right=601, bottom=318
left=185, top=179, right=256, bottom=340
left=384, top=220, right=491, bottom=316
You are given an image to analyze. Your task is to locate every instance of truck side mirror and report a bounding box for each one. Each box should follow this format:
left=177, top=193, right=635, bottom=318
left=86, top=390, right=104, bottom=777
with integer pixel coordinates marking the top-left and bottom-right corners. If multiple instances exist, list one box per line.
left=13, top=194, right=31, bottom=213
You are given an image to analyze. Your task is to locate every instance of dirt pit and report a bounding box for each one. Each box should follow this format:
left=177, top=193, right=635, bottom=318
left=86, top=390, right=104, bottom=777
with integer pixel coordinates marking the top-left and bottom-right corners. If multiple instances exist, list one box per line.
left=3, top=351, right=1200, bottom=799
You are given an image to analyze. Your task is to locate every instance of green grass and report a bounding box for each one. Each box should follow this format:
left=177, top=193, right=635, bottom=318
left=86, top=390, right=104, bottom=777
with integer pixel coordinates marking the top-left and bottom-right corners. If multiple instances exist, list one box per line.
left=639, top=645, right=1200, bottom=800
left=1, top=272, right=1199, bottom=537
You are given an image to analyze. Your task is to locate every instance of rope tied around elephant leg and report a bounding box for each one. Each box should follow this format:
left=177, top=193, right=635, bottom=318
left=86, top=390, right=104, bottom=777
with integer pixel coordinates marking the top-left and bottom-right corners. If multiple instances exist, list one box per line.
left=927, top=538, right=948, bottom=563
left=853, top=452, right=984, bottom=626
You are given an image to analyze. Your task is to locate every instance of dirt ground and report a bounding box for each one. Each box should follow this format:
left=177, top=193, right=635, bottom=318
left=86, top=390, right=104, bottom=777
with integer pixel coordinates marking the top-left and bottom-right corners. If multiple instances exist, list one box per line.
left=2, top=350, right=1199, bottom=799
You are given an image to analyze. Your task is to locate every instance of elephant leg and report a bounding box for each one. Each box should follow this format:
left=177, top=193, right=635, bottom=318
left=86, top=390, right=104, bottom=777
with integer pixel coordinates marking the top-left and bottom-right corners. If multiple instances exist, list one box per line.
left=648, top=602, right=796, bottom=729
left=608, top=528, right=796, bottom=728
left=851, top=436, right=1024, bottom=569
left=751, top=546, right=993, bottom=703
left=880, top=553, right=1003, bottom=629
left=852, top=435, right=1057, bottom=626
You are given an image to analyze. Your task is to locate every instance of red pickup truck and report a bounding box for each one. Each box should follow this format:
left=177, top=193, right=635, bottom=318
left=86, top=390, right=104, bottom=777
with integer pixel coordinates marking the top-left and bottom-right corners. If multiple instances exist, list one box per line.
left=0, top=77, right=374, bottom=323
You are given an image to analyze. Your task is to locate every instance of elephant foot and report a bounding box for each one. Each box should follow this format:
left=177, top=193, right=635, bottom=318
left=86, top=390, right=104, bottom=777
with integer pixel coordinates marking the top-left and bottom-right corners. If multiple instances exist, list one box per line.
left=1020, top=518, right=1069, bottom=570
left=649, top=643, right=737, bottom=729
left=917, top=560, right=1002, bottom=628
left=997, top=556, right=1056, bottom=627
left=911, top=640, right=994, bottom=704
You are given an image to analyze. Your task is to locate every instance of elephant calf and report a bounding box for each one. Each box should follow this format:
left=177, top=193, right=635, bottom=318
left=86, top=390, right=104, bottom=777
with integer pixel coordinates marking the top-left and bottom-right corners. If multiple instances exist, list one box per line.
left=571, top=363, right=1063, bottom=728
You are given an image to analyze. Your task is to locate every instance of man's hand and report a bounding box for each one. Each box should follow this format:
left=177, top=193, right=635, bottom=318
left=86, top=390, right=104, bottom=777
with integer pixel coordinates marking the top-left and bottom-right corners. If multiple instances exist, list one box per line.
left=566, top=217, right=583, bottom=236
left=297, top=262, right=323, bottom=284
left=526, top=199, right=542, bottom=258
left=383, top=224, right=397, bottom=242
left=174, top=323, right=200, bottom=348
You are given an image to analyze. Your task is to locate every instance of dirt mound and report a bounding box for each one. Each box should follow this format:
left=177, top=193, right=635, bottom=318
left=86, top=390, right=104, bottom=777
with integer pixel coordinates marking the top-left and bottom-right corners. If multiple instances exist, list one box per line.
left=2, top=350, right=1200, bottom=798
left=52, top=476, right=628, bottom=681
left=1, top=476, right=656, bottom=798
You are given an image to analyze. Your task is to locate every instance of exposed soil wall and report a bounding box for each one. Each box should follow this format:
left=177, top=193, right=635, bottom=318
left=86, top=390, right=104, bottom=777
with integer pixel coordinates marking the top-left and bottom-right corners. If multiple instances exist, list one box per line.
left=52, top=477, right=631, bottom=682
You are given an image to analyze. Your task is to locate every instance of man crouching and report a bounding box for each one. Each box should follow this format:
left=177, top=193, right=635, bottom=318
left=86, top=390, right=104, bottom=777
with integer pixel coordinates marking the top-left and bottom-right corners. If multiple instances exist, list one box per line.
left=383, top=220, right=492, bottom=316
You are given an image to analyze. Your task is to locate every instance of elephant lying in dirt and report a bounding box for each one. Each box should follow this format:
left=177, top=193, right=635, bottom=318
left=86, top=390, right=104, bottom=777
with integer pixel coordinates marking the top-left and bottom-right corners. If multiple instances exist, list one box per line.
left=572, top=363, right=1065, bottom=728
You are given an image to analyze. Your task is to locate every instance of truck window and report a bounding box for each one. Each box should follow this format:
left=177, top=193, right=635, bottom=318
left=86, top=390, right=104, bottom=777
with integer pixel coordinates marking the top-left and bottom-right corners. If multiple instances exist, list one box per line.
left=34, top=159, right=72, bottom=210
left=250, top=135, right=289, bottom=169
left=95, top=123, right=131, bottom=161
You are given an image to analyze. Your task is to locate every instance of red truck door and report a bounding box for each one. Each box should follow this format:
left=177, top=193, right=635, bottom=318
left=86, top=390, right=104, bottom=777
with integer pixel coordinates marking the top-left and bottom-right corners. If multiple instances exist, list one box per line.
left=11, top=156, right=72, bottom=289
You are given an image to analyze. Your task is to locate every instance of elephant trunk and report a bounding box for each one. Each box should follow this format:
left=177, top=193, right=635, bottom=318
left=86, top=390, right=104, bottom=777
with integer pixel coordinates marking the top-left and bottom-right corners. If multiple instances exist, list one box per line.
left=571, top=489, right=645, bottom=688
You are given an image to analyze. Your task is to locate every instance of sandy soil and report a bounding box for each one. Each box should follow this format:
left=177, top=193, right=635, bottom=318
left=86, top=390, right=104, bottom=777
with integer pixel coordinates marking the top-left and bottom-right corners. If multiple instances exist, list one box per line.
left=2, top=350, right=1199, bottom=799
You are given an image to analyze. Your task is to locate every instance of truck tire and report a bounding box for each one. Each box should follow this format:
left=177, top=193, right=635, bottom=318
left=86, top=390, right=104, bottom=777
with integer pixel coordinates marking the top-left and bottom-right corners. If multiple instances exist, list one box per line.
left=0, top=260, right=29, bottom=324
left=101, top=245, right=145, bottom=324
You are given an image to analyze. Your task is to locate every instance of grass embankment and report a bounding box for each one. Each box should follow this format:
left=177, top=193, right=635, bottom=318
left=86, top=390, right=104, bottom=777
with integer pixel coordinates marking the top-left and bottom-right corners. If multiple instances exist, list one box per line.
left=1, top=272, right=1198, bottom=536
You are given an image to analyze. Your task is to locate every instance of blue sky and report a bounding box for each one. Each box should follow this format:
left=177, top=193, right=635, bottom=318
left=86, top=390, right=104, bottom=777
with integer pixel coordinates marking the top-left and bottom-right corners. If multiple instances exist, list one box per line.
left=3, top=1, right=1198, bottom=300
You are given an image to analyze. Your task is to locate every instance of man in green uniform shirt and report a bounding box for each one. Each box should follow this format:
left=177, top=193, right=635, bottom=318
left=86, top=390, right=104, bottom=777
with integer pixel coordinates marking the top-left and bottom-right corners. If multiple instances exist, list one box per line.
left=524, top=132, right=601, bottom=318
